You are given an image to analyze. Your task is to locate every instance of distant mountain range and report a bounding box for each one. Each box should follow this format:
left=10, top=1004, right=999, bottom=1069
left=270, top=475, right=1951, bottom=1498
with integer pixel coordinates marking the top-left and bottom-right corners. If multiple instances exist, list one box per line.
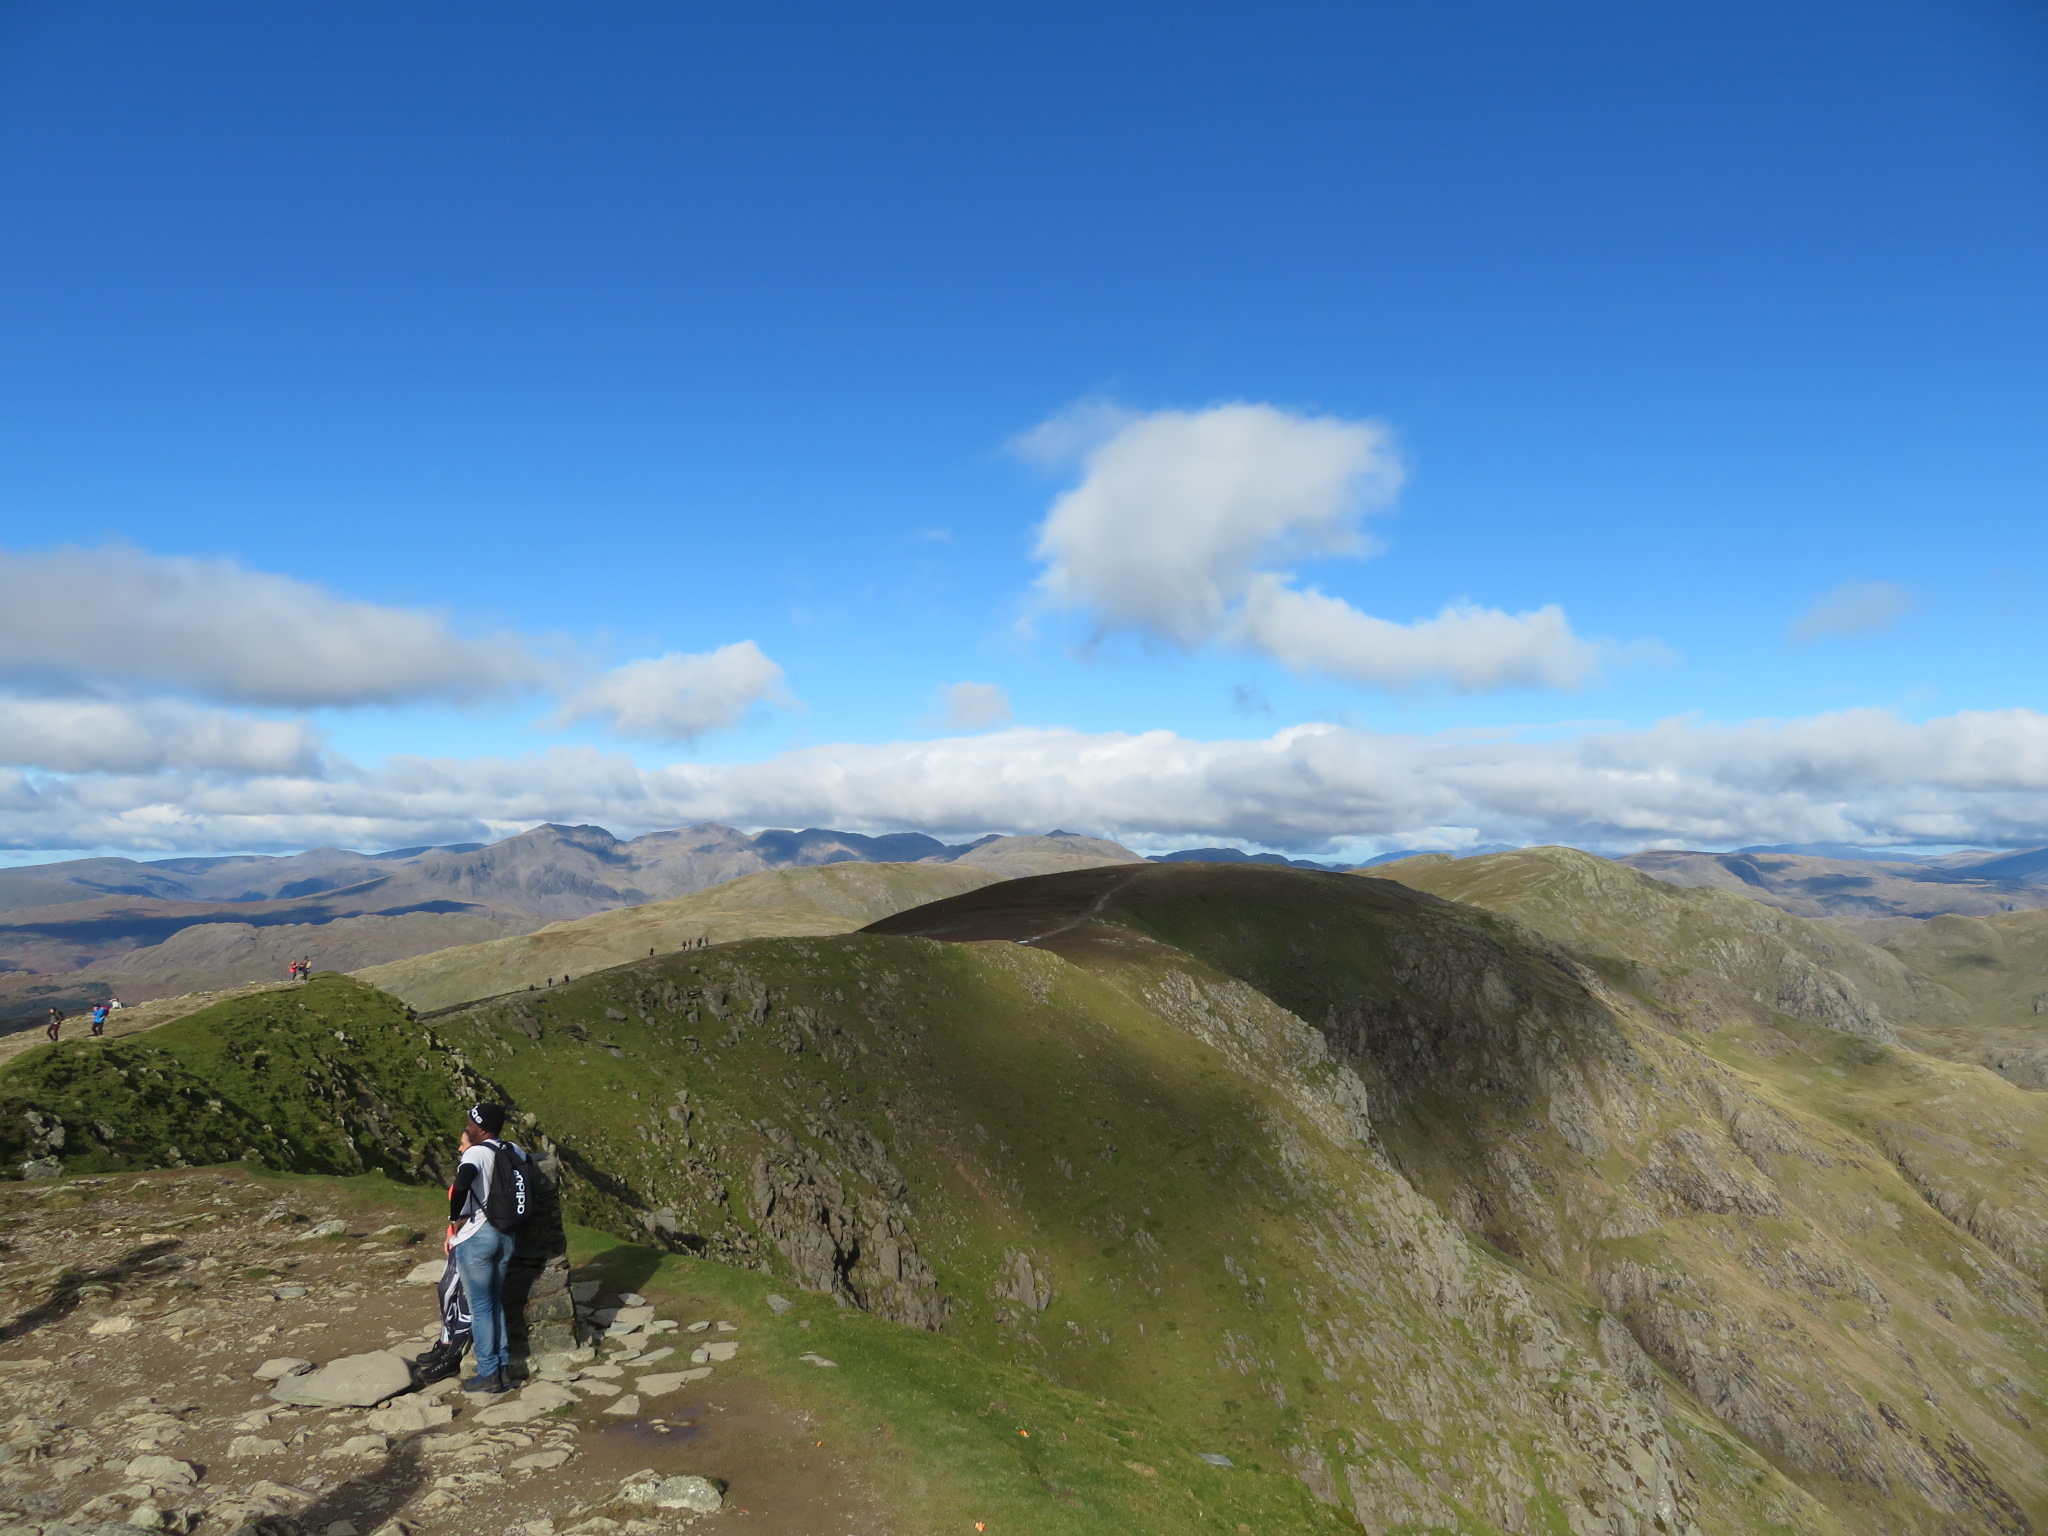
left=1619, top=845, right=2048, bottom=919
left=0, top=824, right=1143, bottom=1025
left=9, top=820, right=2048, bottom=1029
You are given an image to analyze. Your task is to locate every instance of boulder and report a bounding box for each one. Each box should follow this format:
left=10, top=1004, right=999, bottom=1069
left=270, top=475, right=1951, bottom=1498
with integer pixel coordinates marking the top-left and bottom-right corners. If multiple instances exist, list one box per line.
left=618, top=1473, right=723, bottom=1514
left=291, top=1218, right=348, bottom=1242
left=253, top=1358, right=312, bottom=1381
left=123, top=1456, right=198, bottom=1487
left=270, top=1351, right=414, bottom=1408
left=764, top=1294, right=792, bottom=1315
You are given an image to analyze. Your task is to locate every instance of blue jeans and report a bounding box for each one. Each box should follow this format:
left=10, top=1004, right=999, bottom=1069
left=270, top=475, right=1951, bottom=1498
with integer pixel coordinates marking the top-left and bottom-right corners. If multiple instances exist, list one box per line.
left=453, top=1224, right=515, bottom=1378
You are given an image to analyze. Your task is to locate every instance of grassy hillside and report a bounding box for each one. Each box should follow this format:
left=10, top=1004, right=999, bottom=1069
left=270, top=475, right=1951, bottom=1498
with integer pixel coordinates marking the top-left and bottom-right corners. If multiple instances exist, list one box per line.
left=1371, top=845, right=1968, bottom=1042
left=5, top=863, right=2047, bottom=1534
left=1866, top=910, right=2048, bottom=1087
left=354, top=860, right=1002, bottom=1012
left=0, top=974, right=470, bottom=1179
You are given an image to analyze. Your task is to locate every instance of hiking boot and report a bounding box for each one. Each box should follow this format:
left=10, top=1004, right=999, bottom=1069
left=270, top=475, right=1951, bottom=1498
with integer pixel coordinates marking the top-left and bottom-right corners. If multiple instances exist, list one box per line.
left=462, top=1371, right=508, bottom=1395
left=411, top=1343, right=464, bottom=1384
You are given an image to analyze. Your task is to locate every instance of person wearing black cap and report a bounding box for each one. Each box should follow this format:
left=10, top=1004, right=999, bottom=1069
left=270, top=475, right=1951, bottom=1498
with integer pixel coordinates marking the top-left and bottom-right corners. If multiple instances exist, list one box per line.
left=445, top=1102, right=527, bottom=1394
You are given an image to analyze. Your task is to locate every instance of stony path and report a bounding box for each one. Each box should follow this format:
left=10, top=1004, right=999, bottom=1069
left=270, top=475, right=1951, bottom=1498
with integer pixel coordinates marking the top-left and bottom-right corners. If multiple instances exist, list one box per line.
left=0, top=1172, right=882, bottom=1536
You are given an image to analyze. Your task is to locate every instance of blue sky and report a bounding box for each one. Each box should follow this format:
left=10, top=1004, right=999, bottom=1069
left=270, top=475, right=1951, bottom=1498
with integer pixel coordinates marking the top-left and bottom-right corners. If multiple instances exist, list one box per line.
left=1, top=0, right=2044, bottom=859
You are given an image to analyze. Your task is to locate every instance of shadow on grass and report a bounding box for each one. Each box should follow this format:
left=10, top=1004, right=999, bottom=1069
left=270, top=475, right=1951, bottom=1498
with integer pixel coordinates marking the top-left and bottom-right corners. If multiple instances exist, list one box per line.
left=0, top=1239, right=180, bottom=1343
left=575, top=1242, right=666, bottom=1296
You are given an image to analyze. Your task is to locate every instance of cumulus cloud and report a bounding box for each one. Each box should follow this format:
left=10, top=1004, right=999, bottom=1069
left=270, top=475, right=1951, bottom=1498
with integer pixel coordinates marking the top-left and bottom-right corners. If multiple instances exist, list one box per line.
left=550, top=641, right=790, bottom=742
left=1032, top=402, right=1400, bottom=645
left=0, top=545, right=541, bottom=707
left=0, top=699, right=324, bottom=775
left=935, top=682, right=1013, bottom=731
left=1026, top=403, right=1600, bottom=691
left=1790, top=580, right=1919, bottom=642
left=10, top=707, right=2048, bottom=856
left=1236, top=579, right=1601, bottom=691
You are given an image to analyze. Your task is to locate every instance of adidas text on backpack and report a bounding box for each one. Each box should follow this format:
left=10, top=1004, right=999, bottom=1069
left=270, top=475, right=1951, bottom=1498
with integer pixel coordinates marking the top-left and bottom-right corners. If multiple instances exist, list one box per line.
left=484, top=1139, right=532, bottom=1232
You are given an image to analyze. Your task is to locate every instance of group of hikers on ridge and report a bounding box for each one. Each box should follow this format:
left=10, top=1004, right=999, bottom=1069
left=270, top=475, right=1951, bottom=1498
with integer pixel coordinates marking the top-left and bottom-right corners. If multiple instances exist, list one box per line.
left=287, top=957, right=312, bottom=981
left=44, top=1000, right=116, bottom=1041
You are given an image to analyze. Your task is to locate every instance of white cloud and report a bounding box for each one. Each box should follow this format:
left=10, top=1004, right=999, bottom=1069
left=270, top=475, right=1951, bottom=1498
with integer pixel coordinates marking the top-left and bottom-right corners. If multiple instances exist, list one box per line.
left=1032, top=402, right=1400, bottom=645
left=935, top=682, right=1013, bottom=731
left=0, top=699, right=324, bottom=775
left=1791, top=580, right=1919, bottom=642
left=0, top=546, right=542, bottom=707
left=550, top=642, right=790, bottom=742
left=1235, top=578, right=1601, bottom=691
left=9, top=707, right=2048, bottom=856
left=1025, top=403, right=1600, bottom=692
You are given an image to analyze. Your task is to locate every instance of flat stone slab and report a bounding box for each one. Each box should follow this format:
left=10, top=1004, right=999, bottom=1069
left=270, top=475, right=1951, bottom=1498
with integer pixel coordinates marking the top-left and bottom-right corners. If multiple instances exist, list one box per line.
left=403, top=1259, right=446, bottom=1284
left=269, top=1350, right=414, bottom=1407
left=473, top=1380, right=577, bottom=1426
left=634, top=1369, right=712, bottom=1396
left=364, top=1396, right=457, bottom=1435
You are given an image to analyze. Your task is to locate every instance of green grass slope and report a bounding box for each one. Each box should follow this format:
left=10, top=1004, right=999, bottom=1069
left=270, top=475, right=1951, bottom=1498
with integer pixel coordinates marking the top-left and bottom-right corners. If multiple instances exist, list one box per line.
left=1371, top=845, right=1967, bottom=1042
left=0, top=974, right=469, bottom=1179
left=870, top=863, right=2048, bottom=1536
left=1863, top=909, right=2048, bottom=1087
left=5, top=864, right=2047, bottom=1534
left=354, top=861, right=1000, bottom=1012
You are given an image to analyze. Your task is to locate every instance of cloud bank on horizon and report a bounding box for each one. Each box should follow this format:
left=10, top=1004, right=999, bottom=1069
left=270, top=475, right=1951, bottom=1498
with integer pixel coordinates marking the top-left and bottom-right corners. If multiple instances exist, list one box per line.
left=0, top=407, right=2024, bottom=859
left=4, top=708, right=2048, bottom=858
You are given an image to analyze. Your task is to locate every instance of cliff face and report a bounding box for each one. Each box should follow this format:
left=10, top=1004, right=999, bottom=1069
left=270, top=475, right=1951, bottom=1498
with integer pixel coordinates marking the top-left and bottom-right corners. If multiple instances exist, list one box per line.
left=7, top=861, right=2046, bottom=1535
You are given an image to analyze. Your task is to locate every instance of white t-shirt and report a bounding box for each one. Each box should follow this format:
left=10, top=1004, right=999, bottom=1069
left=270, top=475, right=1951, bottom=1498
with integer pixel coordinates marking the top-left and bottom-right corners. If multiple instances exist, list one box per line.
left=451, top=1140, right=525, bottom=1246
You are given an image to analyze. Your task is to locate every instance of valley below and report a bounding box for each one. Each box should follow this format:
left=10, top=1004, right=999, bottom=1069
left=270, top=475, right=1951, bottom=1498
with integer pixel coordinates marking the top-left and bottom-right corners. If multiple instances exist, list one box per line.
left=3, top=846, right=2048, bottom=1534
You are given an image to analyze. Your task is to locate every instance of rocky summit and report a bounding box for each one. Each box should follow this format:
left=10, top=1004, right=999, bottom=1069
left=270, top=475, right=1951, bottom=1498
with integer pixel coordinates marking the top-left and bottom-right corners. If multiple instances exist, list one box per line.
left=1, top=857, right=2045, bottom=1535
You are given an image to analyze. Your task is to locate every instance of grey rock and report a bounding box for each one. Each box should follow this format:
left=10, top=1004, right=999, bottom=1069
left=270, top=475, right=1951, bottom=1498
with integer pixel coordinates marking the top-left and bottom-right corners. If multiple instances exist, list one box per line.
left=122, top=1456, right=197, bottom=1487
left=252, top=1358, right=312, bottom=1381
left=269, top=1351, right=414, bottom=1408
left=271, top=1285, right=309, bottom=1300
left=291, top=1218, right=347, bottom=1242
left=363, top=1397, right=456, bottom=1435
left=617, top=1473, right=723, bottom=1513
left=763, top=1294, right=792, bottom=1315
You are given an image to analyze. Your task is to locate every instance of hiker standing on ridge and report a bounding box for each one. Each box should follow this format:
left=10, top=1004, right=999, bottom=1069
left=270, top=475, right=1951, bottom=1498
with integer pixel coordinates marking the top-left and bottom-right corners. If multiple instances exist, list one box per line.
left=88, top=1003, right=108, bottom=1037
left=445, top=1102, right=532, bottom=1394
left=44, top=1007, right=62, bottom=1042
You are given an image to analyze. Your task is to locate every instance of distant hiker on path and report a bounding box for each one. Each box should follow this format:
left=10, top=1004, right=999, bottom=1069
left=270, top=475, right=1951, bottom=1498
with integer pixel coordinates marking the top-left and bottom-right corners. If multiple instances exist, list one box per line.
left=88, top=1004, right=108, bottom=1037
left=44, top=1008, right=62, bottom=1042
left=445, top=1102, right=532, bottom=1394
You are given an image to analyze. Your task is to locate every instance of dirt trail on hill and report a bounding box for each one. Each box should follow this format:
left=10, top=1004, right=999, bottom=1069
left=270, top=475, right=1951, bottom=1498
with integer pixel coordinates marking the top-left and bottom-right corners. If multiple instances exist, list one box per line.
left=0, top=985, right=299, bottom=1068
left=0, top=1171, right=883, bottom=1536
